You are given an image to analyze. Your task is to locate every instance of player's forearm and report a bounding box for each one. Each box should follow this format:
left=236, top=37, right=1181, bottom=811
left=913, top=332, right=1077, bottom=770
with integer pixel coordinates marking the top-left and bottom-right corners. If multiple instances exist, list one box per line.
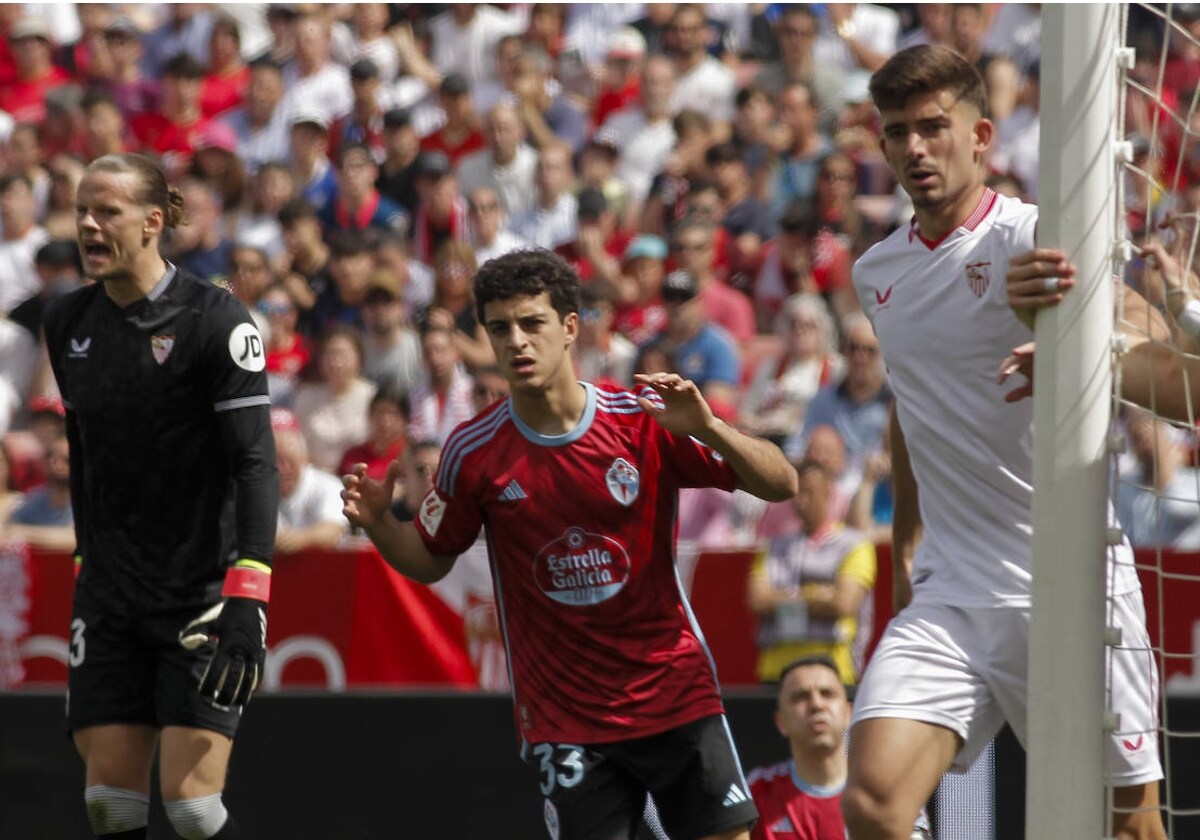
left=363, top=514, right=457, bottom=583
left=698, top=420, right=798, bottom=502
left=1121, top=338, right=1200, bottom=424
left=889, top=406, right=921, bottom=609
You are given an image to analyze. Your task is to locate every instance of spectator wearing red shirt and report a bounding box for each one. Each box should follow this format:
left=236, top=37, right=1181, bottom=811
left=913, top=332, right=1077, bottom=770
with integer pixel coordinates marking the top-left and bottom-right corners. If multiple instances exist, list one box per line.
left=556, top=187, right=632, bottom=288
left=55, top=5, right=115, bottom=83
left=129, top=52, right=210, bottom=177
left=670, top=216, right=756, bottom=346
left=0, top=18, right=71, bottom=125
left=261, top=283, right=313, bottom=406
left=754, top=201, right=855, bottom=331
left=337, top=387, right=410, bottom=483
left=420, top=73, right=486, bottom=166
left=199, top=15, right=250, bottom=119
left=612, top=234, right=669, bottom=347
left=593, top=27, right=646, bottom=129
left=410, top=151, right=468, bottom=263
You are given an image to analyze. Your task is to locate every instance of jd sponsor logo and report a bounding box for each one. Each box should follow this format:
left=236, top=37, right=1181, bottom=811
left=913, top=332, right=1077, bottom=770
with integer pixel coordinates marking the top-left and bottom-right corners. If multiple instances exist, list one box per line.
left=533, top=527, right=631, bottom=606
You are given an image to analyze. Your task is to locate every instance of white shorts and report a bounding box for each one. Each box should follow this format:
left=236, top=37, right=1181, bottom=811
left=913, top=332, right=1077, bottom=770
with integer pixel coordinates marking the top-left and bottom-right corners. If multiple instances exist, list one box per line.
left=851, top=591, right=1162, bottom=786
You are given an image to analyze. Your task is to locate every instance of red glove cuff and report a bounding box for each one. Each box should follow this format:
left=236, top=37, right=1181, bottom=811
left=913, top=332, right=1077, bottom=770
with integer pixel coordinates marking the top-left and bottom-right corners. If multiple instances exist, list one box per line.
left=222, top=560, right=272, bottom=602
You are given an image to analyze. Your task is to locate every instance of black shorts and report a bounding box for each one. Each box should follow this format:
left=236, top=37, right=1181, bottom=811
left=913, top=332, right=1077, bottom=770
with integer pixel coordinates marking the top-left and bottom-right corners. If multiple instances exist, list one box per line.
left=66, top=598, right=243, bottom=738
left=524, top=714, right=757, bottom=840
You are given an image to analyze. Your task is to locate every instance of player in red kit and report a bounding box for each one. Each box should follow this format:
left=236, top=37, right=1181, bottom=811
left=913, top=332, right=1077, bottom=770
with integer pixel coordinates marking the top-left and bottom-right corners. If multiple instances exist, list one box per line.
left=343, top=248, right=798, bottom=840
left=747, top=657, right=930, bottom=840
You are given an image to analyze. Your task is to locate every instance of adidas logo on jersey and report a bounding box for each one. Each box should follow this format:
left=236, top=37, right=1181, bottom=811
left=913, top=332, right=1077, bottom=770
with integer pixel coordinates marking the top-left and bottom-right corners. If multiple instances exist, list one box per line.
left=498, top=480, right=527, bottom=502
left=721, top=782, right=749, bottom=808
left=769, top=816, right=795, bottom=832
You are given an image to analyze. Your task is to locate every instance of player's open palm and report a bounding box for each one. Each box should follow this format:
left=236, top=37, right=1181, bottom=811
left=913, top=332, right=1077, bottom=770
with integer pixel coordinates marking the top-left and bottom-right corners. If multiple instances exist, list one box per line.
left=342, top=461, right=399, bottom=530
left=634, top=373, right=714, bottom=437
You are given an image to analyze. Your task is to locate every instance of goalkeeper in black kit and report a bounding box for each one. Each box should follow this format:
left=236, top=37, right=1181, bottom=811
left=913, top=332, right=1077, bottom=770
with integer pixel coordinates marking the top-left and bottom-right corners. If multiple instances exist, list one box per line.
left=43, top=153, right=278, bottom=840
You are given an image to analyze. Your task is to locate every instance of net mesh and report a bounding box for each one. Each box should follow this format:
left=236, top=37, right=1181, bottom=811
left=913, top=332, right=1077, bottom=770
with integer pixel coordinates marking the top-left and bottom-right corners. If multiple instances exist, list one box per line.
left=1115, top=4, right=1200, bottom=836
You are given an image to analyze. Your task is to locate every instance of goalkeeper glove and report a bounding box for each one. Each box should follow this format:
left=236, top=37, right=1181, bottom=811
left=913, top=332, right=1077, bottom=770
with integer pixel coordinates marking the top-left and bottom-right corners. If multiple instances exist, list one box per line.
left=179, top=560, right=271, bottom=707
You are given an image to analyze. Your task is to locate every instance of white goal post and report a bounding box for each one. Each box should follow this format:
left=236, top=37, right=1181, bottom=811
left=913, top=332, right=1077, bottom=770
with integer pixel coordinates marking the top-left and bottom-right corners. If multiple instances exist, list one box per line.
left=1028, top=4, right=1121, bottom=839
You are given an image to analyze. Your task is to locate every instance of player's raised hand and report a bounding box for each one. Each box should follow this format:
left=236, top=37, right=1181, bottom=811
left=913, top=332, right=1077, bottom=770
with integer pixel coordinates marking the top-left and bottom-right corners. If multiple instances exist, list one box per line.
left=634, top=372, right=715, bottom=436
left=342, top=460, right=400, bottom=531
left=1138, top=237, right=1198, bottom=312
left=1006, top=248, right=1077, bottom=329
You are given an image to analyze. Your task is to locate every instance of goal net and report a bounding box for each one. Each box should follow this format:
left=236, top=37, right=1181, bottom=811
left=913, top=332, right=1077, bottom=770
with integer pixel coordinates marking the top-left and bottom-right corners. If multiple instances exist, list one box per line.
left=1031, top=4, right=1200, bottom=838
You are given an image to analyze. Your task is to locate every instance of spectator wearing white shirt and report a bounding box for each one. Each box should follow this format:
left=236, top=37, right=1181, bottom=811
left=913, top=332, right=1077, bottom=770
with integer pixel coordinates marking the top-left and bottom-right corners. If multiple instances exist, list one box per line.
left=331, top=3, right=400, bottom=84
left=456, top=102, right=539, bottom=218
left=1117, top=408, right=1200, bottom=551
left=281, top=12, right=353, bottom=124
left=225, top=57, right=292, bottom=175
left=575, top=283, right=637, bottom=387
left=470, top=33, right=525, bottom=118
left=754, top=5, right=849, bottom=135
left=406, top=324, right=476, bottom=446
left=813, top=3, right=899, bottom=75
left=563, top=3, right=643, bottom=70
left=992, top=62, right=1041, bottom=201
left=273, top=419, right=348, bottom=553
left=895, top=3, right=954, bottom=51
left=600, top=55, right=678, bottom=219
left=0, top=174, right=50, bottom=314
left=468, top=185, right=530, bottom=267
left=508, top=144, right=578, bottom=251
left=667, top=5, right=736, bottom=142
left=360, top=267, right=424, bottom=398
left=428, top=4, right=524, bottom=92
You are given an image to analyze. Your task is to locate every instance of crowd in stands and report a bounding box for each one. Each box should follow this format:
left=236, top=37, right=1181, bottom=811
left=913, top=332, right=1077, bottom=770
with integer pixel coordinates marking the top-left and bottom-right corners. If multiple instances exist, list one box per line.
left=0, top=3, right=1195, bottom=684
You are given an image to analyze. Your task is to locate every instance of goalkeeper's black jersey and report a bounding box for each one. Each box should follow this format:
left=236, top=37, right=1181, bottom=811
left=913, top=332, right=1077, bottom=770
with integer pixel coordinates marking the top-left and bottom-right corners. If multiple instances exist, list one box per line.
left=44, top=267, right=279, bottom=613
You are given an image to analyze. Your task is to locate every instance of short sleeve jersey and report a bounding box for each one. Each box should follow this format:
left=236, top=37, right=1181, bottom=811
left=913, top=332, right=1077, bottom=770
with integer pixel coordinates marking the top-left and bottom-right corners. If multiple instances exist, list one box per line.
left=417, top=383, right=737, bottom=745
left=853, top=190, right=1138, bottom=607
left=747, top=761, right=845, bottom=840
left=44, top=268, right=272, bottom=612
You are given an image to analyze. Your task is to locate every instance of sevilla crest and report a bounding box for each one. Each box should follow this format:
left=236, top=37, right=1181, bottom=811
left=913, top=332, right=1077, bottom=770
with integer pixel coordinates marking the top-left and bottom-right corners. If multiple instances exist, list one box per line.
left=965, top=261, right=991, bottom=297
left=151, top=335, right=175, bottom=364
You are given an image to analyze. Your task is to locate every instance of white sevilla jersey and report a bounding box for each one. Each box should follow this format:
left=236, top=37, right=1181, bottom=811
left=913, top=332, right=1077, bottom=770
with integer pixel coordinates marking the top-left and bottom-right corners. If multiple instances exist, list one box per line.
left=854, top=190, right=1137, bottom=607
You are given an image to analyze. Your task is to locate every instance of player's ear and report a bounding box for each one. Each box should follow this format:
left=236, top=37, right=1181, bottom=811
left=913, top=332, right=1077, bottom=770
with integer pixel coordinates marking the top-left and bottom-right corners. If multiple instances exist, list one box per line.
left=774, top=709, right=786, bottom=738
left=563, top=310, right=579, bottom=347
left=973, top=117, right=995, bottom=156
left=143, top=207, right=165, bottom=242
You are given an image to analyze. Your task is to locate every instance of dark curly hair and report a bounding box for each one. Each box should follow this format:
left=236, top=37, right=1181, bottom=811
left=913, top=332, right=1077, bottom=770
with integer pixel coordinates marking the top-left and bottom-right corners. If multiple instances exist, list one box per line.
left=473, top=249, right=580, bottom=325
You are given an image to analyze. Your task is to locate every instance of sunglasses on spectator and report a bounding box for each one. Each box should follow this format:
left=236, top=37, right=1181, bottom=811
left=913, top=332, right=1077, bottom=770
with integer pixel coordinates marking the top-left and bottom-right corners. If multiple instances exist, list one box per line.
left=258, top=301, right=293, bottom=316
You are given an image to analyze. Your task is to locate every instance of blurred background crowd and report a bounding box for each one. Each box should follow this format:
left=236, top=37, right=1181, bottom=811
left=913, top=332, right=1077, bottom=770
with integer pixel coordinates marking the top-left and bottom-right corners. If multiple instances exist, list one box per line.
left=0, top=2, right=1194, bottom=686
